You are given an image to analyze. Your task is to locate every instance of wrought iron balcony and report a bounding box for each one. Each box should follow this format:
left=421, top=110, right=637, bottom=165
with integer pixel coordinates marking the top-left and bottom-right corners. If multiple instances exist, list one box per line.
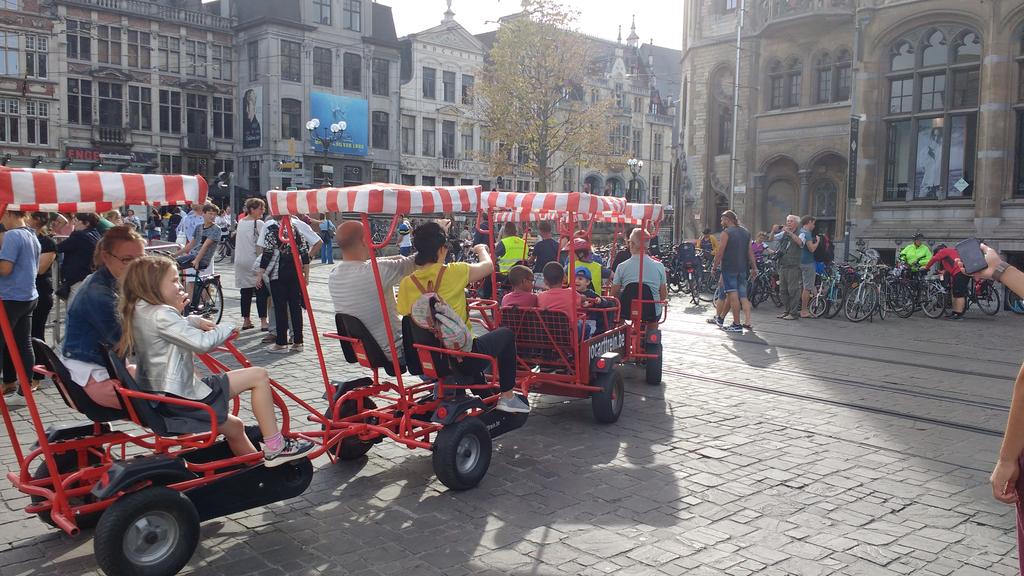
left=57, top=0, right=234, bottom=30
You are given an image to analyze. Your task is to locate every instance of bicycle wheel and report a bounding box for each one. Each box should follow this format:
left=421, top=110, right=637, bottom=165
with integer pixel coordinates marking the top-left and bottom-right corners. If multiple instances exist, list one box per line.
left=214, top=243, right=229, bottom=264
left=890, top=282, right=915, bottom=318
left=844, top=284, right=876, bottom=323
left=1007, top=291, right=1024, bottom=313
left=975, top=280, right=1000, bottom=316
left=698, top=269, right=719, bottom=303
left=921, top=283, right=947, bottom=319
left=824, top=279, right=847, bottom=319
left=196, top=280, right=224, bottom=324
left=808, top=280, right=830, bottom=318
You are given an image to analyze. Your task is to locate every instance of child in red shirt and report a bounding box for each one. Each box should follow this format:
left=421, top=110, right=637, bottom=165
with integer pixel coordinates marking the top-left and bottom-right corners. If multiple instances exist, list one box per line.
left=501, top=265, right=539, bottom=308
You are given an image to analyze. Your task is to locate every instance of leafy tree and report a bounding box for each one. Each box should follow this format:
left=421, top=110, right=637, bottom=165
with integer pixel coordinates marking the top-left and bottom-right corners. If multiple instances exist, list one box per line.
left=476, top=0, right=614, bottom=192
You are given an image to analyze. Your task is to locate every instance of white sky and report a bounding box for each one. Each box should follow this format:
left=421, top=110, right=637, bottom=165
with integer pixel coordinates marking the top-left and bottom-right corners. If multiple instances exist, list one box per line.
left=387, top=0, right=685, bottom=50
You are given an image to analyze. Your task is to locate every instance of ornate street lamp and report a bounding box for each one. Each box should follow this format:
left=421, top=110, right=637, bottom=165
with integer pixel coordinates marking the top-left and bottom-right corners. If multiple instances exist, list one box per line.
left=306, top=117, right=346, bottom=153
left=626, top=157, right=643, bottom=202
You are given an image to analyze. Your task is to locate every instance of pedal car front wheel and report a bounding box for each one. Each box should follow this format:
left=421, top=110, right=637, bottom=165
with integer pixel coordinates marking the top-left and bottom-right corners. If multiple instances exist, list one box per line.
left=94, top=486, right=200, bottom=576
left=591, top=368, right=625, bottom=423
left=432, top=416, right=492, bottom=491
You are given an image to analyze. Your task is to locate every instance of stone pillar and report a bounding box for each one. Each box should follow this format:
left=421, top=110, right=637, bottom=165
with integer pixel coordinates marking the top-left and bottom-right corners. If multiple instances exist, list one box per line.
left=798, top=169, right=811, bottom=216
left=974, top=22, right=1011, bottom=227
left=750, top=172, right=766, bottom=233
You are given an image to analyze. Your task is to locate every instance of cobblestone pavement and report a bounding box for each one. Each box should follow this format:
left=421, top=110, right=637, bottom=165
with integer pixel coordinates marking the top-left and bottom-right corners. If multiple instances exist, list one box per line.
left=1, top=261, right=1021, bottom=575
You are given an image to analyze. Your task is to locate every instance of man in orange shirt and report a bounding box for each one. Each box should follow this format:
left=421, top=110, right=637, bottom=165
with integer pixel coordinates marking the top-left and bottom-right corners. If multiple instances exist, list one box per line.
left=924, top=243, right=967, bottom=320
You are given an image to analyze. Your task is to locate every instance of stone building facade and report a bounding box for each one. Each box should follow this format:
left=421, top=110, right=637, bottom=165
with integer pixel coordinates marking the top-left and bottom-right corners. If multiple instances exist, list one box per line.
left=681, top=0, right=1024, bottom=259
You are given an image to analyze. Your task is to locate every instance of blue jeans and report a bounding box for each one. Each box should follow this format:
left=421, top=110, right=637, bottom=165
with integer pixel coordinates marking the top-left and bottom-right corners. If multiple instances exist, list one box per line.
left=320, top=240, right=334, bottom=263
left=721, top=270, right=748, bottom=299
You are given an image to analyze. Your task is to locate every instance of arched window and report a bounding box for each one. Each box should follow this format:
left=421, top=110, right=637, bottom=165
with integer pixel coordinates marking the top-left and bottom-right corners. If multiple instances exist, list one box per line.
left=884, top=26, right=981, bottom=202
left=767, top=60, right=784, bottom=110
left=815, top=52, right=832, bottom=104
left=834, top=49, right=852, bottom=101
left=785, top=57, right=802, bottom=108
left=812, top=180, right=838, bottom=219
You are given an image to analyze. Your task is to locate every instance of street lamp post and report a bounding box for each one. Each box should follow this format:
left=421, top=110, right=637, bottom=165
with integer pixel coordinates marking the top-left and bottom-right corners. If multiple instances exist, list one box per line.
left=626, top=158, right=643, bottom=203
left=306, top=118, right=346, bottom=187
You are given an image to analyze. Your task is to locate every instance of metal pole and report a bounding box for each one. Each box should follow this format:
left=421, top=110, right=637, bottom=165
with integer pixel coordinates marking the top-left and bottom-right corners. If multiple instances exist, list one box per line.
left=728, top=0, right=745, bottom=210
left=844, top=13, right=866, bottom=262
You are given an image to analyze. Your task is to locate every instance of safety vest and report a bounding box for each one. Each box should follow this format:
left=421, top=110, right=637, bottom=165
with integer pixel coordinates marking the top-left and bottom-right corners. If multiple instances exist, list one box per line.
left=578, top=260, right=603, bottom=294
left=498, top=236, right=528, bottom=272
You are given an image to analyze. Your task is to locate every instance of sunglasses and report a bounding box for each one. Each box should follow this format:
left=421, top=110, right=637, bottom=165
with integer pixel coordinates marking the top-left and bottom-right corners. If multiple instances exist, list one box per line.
left=107, top=252, right=140, bottom=265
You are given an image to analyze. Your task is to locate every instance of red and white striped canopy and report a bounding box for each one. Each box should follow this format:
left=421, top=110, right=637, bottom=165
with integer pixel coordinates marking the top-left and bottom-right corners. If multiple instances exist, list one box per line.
left=480, top=191, right=626, bottom=215
left=593, top=202, right=665, bottom=224
left=268, top=183, right=479, bottom=216
left=490, top=210, right=562, bottom=223
left=0, top=168, right=207, bottom=212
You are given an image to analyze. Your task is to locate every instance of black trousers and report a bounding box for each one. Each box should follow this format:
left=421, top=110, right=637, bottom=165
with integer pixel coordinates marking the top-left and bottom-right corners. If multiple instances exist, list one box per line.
left=269, top=264, right=303, bottom=346
left=459, top=327, right=517, bottom=393
left=1, top=299, right=37, bottom=387
left=239, top=284, right=270, bottom=319
left=31, top=286, right=53, bottom=341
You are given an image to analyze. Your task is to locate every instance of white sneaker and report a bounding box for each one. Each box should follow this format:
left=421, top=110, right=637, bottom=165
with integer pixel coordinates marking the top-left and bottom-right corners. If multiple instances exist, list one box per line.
left=496, top=395, right=531, bottom=414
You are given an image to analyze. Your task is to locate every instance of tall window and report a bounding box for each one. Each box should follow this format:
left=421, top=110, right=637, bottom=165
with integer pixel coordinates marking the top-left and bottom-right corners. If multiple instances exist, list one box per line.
left=651, top=174, right=662, bottom=203
left=767, top=60, right=783, bottom=110
left=653, top=132, right=663, bottom=161
left=213, top=96, right=232, bottom=139
left=724, top=0, right=737, bottom=10
left=67, top=78, right=92, bottom=125
left=159, top=89, right=181, bottom=134
left=562, top=167, right=574, bottom=192
left=67, top=20, right=91, bottom=61
left=401, top=114, right=415, bottom=154
left=343, top=52, right=361, bottom=91
left=785, top=57, right=802, bottom=108
left=211, top=45, right=230, bottom=80
left=281, top=40, right=301, bottom=82
left=98, top=82, right=123, bottom=127
left=0, top=31, right=15, bottom=76
left=313, top=47, right=332, bottom=87
left=25, top=35, right=46, bottom=78
left=314, top=0, right=332, bottom=25
left=834, top=49, right=852, bottom=101
left=422, top=117, right=436, bottom=157
left=371, top=111, right=389, bottom=149
left=186, top=94, right=208, bottom=135
left=422, top=67, right=436, bottom=99
left=127, top=31, right=151, bottom=69
left=158, top=36, right=180, bottom=73
left=26, top=100, right=47, bottom=145
left=248, top=160, right=260, bottom=194
left=343, top=0, right=361, bottom=32
left=371, top=58, right=389, bottom=96
left=281, top=98, right=301, bottom=139
left=97, top=25, right=122, bottom=65
left=884, top=27, right=981, bottom=201
left=441, top=120, right=455, bottom=158
left=128, top=85, right=152, bottom=131
left=0, top=98, right=17, bottom=142
left=185, top=40, right=207, bottom=77
left=461, top=124, right=474, bottom=157
left=442, top=71, right=456, bottom=102
left=815, top=52, right=832, bottom=104
left=462, top=74, right=474, bottom=105
left=717, top=107, right=732, bottom=155
left=1014, top=35, right=1024, bottom=197
left=248, top=41, right=259, bottom=80
left=632, top=129, right=642, bottom=156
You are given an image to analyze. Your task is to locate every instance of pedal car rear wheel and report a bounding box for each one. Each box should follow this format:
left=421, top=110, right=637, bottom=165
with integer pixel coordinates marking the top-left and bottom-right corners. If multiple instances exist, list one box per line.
left=591, top=368, right=624, bottom=423
left=31, top=451, right=102, bottom=530
left=432, top=416, right=492, bottom=491
left=94, top=486, right=200, bottom=576
left=325, top=397, right=378, bottom=461
left=645, top=347, right=663, bottom=386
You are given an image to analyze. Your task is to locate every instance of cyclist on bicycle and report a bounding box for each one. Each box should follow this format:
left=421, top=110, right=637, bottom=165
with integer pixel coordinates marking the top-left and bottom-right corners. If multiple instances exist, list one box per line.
left=174, top=203, right=221, bottom=298
left=899, top=233, right=933, bottom=273
left=924, top=243, right=968, bottom=320
left=674, top=241, right=703, bottom=285
left=698, top=228, right=718, bottom=261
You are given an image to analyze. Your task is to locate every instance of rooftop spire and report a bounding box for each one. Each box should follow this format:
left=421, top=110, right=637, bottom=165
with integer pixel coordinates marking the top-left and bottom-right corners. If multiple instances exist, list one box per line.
left=617, top=24, right=621, bottom=44
left=627, top=14, right=639, bottom=47
left=443, top=0, right=454, bottom=22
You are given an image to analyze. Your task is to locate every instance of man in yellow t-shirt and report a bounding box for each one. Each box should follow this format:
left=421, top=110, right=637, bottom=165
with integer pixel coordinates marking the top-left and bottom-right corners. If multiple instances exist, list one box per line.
left=397, top=222, right=529, bottom=414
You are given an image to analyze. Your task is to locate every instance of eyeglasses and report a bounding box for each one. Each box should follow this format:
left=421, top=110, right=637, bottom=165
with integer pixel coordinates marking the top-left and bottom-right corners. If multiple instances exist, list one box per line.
left=108, top=252, right=140, bottom=265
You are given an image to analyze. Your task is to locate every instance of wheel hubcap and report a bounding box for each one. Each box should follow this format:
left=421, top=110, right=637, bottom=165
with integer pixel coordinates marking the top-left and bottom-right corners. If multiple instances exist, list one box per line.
left=123, top=511, right=179, bottom=566
left=455, top=434, right=481, bottom=475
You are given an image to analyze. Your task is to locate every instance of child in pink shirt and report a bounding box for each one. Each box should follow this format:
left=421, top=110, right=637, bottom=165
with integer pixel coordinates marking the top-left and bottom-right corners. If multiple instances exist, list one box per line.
left=537, top=261, right=581, bottom=317
left=501, top=265, right=539, bottom=308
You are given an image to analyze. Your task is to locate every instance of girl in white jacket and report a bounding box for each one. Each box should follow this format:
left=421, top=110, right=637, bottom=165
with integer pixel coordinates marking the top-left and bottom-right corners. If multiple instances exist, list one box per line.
left=117, top=256, right=312, bottom=467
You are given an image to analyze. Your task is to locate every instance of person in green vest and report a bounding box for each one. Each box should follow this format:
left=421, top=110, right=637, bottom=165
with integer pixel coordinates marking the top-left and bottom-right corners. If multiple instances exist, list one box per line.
left=899, top=233, right=933, bottom=272
left=570, top=237, right=606, bottom=294
left=495, top=222, right=528, bottom=273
